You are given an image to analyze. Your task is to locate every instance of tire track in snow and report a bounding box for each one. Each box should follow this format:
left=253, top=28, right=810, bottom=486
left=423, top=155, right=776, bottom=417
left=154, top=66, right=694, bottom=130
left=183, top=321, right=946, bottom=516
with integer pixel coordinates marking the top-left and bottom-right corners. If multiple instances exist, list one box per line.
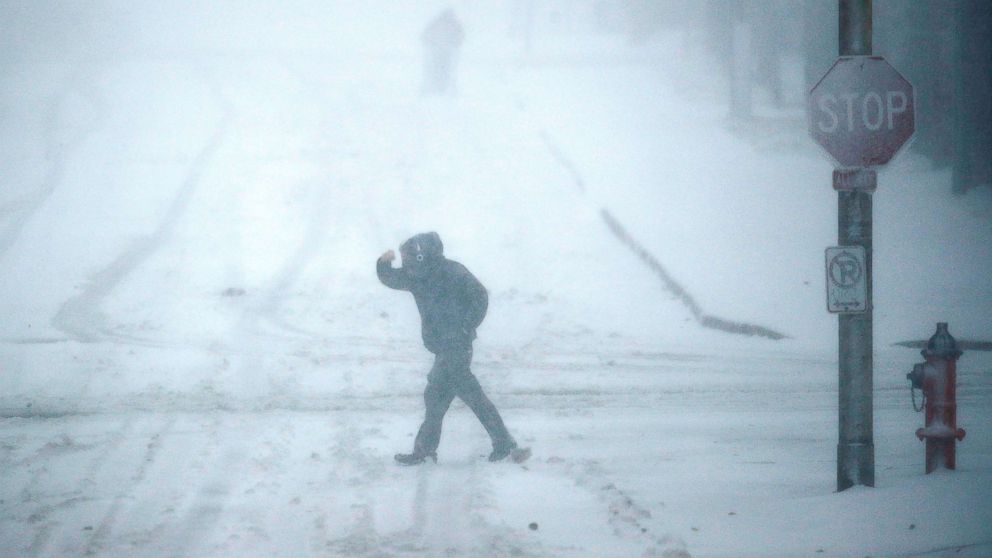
left=321, top=350, right=400, bottom=557
left=207, top=56, right=365, bottom=344
left=538, top=129, right=586, bottom=193
left=547, top=457, right=691, bottom=558
left=81, top=416, right=177, bottom=557
left=160, top=414, right=243, bottom=558
left=367, top=461, right=548, bottom=558
left=234, top=179, right=333, bottom=342
left=50, top=65, right=233, bottom=344
left=418, top=462, right=482, bottom=555
left=599, top=209, right=787, bottom=340
left=461, top=462, right=550, bottom=558
left=18, top=417, right=136, bottom=558
left=536, top=128, right=787, bottom=341
left=0, top=69, right=108, bottom=261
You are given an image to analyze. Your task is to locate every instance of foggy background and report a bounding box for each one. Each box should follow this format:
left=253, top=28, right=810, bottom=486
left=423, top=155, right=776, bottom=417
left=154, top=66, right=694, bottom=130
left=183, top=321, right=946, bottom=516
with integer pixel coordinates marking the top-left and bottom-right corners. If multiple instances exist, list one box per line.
left=3, top=1, right=990, bottom=195
left=2, top=2, right=992, bottom=557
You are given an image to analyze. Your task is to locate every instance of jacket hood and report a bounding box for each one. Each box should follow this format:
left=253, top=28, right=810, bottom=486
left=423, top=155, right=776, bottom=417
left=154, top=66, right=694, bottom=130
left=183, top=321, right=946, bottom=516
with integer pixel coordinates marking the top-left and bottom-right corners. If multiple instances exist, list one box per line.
left=400, top=232, right=444, bottom=274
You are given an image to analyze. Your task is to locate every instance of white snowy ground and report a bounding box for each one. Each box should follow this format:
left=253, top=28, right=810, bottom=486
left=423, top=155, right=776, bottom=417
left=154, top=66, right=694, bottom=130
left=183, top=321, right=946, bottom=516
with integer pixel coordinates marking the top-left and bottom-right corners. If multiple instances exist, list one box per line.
left=2, top=4, right=991, bottom=557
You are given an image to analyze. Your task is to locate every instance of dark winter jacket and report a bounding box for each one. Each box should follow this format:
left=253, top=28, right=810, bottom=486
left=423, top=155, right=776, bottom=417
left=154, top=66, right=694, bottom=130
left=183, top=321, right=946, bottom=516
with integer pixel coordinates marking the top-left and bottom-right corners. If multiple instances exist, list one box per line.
left=377, top=232, right=488, bottom=354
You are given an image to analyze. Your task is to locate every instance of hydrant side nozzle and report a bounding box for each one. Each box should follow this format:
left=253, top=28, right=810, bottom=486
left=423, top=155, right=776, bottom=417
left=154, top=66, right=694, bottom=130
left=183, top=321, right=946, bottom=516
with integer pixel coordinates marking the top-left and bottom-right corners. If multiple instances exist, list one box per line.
left=907, top=363, right=925, bottom=389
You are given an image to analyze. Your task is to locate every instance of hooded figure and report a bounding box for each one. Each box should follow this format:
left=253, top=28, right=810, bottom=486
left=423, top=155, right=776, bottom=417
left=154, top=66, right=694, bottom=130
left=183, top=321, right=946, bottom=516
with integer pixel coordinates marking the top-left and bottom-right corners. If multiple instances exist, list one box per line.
left=377, top=232, right=517, bottom=464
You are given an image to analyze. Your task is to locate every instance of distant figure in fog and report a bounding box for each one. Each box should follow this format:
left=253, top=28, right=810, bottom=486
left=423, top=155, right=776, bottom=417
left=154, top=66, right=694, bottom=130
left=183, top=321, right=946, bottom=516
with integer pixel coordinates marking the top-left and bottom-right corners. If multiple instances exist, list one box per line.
left=421, top=8, right=465, bottom=96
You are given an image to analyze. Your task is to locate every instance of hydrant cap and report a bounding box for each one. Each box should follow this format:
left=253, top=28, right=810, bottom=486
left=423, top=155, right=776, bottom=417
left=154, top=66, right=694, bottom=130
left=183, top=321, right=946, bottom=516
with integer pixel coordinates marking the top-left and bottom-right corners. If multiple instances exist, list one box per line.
left=922, top=322, right=963, bottom=360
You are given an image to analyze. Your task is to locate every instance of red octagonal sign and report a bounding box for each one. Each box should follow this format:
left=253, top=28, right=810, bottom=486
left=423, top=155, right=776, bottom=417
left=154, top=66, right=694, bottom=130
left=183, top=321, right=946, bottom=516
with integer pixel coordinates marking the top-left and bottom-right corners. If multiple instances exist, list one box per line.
left=808, top=56, right=915, bottom=168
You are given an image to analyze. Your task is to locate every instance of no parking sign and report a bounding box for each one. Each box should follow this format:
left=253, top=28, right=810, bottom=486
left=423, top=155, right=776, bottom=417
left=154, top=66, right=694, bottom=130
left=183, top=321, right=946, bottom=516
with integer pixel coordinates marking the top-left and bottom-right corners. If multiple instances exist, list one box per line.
left=825, top=246, right=867, bottom=313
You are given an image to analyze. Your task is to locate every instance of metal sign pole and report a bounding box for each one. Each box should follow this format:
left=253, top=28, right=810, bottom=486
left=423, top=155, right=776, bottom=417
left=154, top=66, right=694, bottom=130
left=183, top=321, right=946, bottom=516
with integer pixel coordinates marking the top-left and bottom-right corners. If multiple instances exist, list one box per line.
left=836, top=0, right=875, bottom=491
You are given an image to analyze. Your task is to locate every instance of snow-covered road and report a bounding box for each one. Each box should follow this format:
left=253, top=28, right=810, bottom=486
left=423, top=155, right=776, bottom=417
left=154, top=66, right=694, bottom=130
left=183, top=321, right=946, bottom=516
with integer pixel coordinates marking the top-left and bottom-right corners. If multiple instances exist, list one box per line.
left=4, top=345, right=991, bottom=557
left=2, top=10, right=991, bottom=556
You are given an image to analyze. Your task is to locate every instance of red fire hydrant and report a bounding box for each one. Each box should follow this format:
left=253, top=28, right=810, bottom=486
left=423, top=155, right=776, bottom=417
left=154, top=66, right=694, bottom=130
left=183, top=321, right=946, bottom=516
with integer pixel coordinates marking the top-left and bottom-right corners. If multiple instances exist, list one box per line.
left=907, top=323, right=966, bottom=473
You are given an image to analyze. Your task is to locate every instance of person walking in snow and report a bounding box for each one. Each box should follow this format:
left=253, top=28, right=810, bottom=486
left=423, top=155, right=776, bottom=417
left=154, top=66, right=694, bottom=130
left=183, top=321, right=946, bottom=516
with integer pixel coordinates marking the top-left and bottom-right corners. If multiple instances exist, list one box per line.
left=420, top=8, right=465, bottom=96
left=377, top=232, right=520, bottom=464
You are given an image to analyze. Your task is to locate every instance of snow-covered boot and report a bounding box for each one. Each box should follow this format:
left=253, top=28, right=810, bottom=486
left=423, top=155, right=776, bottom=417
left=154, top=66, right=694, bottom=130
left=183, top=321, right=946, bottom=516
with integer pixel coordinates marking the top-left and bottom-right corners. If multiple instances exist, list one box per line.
left=394, top=452, right=437, bottom=466
left=488, top=443, right=517, bottom=462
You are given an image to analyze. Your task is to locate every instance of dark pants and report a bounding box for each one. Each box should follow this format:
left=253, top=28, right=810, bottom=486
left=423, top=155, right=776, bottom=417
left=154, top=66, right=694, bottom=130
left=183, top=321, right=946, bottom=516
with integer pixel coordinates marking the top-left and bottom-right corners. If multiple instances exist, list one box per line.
left=413, top=348, right=514, bottom=456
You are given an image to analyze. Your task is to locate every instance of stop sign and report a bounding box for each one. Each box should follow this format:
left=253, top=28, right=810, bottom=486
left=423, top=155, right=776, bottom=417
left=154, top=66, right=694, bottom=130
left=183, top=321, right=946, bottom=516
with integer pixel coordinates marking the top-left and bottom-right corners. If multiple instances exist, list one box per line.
left=808, top=56, right=915, bottom=168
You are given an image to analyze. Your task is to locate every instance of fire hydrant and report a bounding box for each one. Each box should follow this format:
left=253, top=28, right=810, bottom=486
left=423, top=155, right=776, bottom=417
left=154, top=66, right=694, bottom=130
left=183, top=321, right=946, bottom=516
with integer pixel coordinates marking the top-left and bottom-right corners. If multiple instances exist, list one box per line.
left=906, top=323, right=966, bottom=473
